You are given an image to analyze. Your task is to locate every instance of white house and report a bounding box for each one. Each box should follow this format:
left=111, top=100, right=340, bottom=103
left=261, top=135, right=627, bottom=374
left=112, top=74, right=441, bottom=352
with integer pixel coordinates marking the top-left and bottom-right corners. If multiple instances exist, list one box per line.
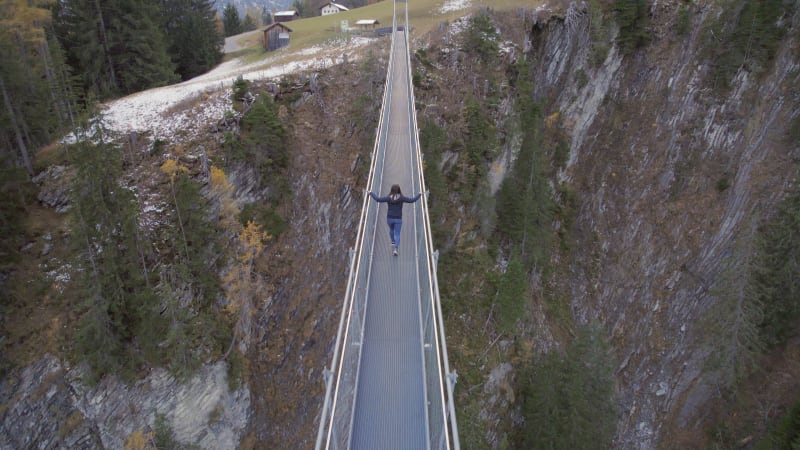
left=320, top=2, right=349, bottom=16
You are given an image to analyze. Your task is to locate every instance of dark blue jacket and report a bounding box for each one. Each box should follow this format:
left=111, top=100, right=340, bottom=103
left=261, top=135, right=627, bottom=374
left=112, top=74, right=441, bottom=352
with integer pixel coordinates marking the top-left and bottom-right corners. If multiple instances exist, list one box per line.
left=370, top=192, right=421, bottom=219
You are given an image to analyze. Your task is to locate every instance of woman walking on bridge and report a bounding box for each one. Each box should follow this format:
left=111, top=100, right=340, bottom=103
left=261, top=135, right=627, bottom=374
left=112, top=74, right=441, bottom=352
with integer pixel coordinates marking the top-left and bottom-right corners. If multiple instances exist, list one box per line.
left=369, top=184, right=421, bottom=256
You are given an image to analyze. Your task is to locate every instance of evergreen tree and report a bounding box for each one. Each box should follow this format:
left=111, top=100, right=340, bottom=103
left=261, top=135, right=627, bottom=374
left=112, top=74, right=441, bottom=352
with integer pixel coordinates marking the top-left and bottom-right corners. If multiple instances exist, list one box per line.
left=419, top=120, right=447, bottom=244
left=261, top=6, right=272, bottom=26
left=222, top=3, right=242, bottom=37
left=111, top=0, right=179, bottom=94
left=613, top=0, right=650, bottom=53
left=704, top=221, right=764, bottom=390
left=54, top=0, right=178, bottom=99
left=755, top=181, right=800, bottom=347
left=489, top=254, right=528, bottom=334
left=174, top=172, right=223, bottom=306
left=496, top=59, right=553, bottom=269
left=71, top=139, right=164, bottom=381
left=292, top=0, right=303, bottom=18
left=159, top=157, right=222, bottom=307
left=231, top=94, right=289, bottom=199
left=242, top=13, right=256, bottom=32
left=705, top=0, right=795, bottom=91
left=1, top=0, right=80, bottom=175
left=519, top=324, right=617, bottom=449
left=161, top=0, right=223, bottom=80
left=463, top=97, right=494, bottom=191
left=462, top=11, right=499, bottom=65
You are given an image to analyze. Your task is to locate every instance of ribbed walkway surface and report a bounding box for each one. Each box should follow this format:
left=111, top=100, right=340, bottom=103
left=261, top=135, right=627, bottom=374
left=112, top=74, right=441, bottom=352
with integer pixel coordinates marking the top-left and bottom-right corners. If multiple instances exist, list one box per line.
left=350, top=31, right=428, bottom=449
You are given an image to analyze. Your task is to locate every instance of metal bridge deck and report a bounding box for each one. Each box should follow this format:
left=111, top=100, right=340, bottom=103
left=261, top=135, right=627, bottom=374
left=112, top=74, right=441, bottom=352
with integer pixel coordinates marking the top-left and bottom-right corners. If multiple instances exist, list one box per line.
left=349, top=31, right=429, bottom=449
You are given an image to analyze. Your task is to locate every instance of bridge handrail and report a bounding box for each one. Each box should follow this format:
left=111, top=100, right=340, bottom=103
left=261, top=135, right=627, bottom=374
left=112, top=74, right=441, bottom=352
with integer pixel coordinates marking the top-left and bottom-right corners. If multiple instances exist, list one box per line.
left=402, top=5, right=460, bottom=449
left=314, top=2, right=398, bottom=448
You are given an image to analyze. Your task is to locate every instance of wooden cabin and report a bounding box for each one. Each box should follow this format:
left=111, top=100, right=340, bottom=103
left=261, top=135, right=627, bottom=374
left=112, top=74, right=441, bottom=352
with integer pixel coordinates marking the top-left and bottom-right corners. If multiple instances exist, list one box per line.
left=263, top=23, right=292, bottom=51
left=273, top=10, right=299, bottom=22
left=354, top=19, right=380, bottom=30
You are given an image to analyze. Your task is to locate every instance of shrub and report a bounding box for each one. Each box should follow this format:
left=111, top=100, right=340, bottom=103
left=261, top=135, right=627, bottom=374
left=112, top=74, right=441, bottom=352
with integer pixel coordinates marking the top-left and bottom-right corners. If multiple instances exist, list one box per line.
left=226, top=94, right=290, bottom=202
left=239, top=203, right=287, bottom=237
left=716, top=174, right=732, bottom=192
left=613, top=0, right=651, bottom=53
left=489, top=254, right=528, bottom=334
left=676, top=4, right=692, bottom=36
left=704, top=0, right=795, bottom=92
left=462, top=10, right=499, bottom=65
left=756, top=400, right=800, bottom=449
left=232, top=75, right=249, bottom=102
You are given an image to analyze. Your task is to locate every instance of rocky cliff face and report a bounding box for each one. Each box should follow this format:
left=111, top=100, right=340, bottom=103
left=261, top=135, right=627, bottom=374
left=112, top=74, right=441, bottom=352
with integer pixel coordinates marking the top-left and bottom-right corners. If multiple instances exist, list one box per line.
left=524, top=1, right=798, bottom=446
left=413, top=1, right=798, bottom=447
left=3, top=2, right=797, bottom=448
left=0, top=355, right=249, bottom=449
left=0, top=42, right=388, bottom=450
left=243, top=53, right=387, bottom=447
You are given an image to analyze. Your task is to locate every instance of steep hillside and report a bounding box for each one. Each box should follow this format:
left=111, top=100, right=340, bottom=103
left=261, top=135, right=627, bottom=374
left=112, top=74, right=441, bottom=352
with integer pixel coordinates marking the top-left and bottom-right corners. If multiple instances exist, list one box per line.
left=243, top=47, right=389, bottom=447
left=2, top=0, right=798, bottom=448
left=0, top=33, right=389, bottom=450
left=410, top=1, right=800, bottom=448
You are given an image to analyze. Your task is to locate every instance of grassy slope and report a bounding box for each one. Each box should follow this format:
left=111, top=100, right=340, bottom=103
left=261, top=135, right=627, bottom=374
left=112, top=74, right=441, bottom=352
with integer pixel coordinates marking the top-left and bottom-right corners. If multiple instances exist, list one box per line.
left=226, top=0, right=537, bottom=64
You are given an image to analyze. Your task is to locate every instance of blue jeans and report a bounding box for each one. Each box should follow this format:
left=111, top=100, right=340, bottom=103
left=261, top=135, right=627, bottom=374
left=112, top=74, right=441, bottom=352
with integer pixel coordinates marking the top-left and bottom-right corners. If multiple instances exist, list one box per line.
left=387, top=217, right=402, bottom=248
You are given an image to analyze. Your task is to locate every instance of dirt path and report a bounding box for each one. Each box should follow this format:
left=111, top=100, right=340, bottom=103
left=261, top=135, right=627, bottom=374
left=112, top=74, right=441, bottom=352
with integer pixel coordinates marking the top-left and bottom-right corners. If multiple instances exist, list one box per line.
left=223, top=34, right=243, bottom=53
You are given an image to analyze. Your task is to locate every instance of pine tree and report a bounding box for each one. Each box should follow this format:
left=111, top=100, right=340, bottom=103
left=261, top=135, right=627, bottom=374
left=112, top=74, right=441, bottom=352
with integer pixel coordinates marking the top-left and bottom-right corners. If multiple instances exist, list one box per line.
left=110, top=0, right=178, bottom=93
left=72, top=139, right=164, bottom=380
left=462, top=11, right=499, bottom=64
left=462, top=97, right=494, bottom=193
left=222, top=3, right=242, bottom=37
left=292, top=0, right=303, bottom=18
left=1, top=0, right=79, bottom=175
left=613, top=0, right=650, bottom=53
left=496, top=59, right=553, bottom=269
left=419, top=121, right=447, bottom=243
left=54, top=0, right=177, bottom=98
left=490, top=254, right=528, bottom=334
left=704, top=222, right=764, bottom=391
left=242, top=13, right=256, bottom=32
left=754, top=182, right=800, bottom=347
left=519, top=324, right=616, bottom=449
left=261, top=7, right=272, bottom=26
left=160, top=156, right=221, bottom=306
left=161, top=0, right=223, bottom=80
left=235, top=94, right=289, bottom=199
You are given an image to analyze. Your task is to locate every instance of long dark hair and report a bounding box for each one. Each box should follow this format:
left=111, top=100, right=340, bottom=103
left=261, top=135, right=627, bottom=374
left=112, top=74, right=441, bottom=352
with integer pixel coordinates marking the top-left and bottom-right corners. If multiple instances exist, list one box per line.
left=389, top=184, right=402, bottom=202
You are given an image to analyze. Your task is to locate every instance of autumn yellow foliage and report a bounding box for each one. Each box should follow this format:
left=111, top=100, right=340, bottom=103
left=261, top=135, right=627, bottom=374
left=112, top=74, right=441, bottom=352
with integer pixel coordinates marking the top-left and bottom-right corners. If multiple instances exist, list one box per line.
left=222, top=220, right=270, bottom=358
left=160, top=158, right=189, bottom=182
left=124, top=430, right=155, bottom=450
left=545, top=111, right=561, bottom=129
left=210, top=166, right=240, bottom=230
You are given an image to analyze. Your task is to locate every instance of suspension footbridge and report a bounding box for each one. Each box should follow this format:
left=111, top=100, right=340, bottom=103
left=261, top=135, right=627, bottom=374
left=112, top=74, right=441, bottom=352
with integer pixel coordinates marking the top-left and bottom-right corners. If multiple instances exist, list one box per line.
left=315, top=2, right=459, bottom=449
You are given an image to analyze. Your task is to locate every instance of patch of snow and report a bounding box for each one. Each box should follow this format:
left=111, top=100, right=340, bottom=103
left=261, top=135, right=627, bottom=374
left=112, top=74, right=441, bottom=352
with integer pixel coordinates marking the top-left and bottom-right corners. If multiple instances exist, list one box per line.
left=447, top=15, right=471, bottom=37
left=44, top=262, right=73, bottom=294
left=439, top=0, right=471, bottom=13
left=97, top=37, right=377, bottom=142
left=142, top=203, right=164, bottom=214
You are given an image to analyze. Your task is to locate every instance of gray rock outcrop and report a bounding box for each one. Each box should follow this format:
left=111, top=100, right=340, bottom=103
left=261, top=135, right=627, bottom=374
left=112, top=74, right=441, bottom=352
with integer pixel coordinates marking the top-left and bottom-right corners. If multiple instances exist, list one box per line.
left=0, top=355, right=250, bottom=449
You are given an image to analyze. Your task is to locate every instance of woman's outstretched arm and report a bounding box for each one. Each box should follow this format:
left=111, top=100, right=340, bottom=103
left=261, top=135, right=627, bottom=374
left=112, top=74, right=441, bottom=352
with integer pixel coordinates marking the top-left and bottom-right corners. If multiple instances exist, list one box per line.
left=404, top=193, right=422, bottom=203
left=370, top=192, right=388, bottom=202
